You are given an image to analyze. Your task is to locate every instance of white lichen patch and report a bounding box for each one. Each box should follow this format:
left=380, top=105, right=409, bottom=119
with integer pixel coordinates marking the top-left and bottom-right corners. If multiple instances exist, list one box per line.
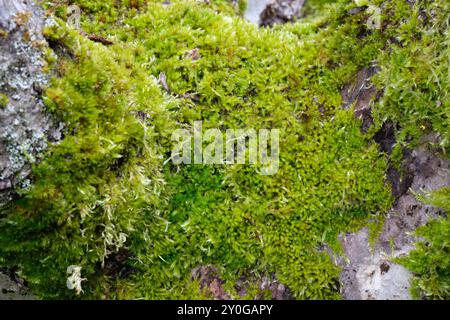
left=0, top=0, right=62, bottom=204
left=66, top=265, right=86, bottom=295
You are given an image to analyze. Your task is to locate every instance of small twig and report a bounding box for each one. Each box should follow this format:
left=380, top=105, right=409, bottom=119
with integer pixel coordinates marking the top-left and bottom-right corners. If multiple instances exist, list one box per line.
left=87, top=34, right=113, bottom=45
left=80, top=31, right=113, bottom=45
left=158, top=72, right=171, bottom=93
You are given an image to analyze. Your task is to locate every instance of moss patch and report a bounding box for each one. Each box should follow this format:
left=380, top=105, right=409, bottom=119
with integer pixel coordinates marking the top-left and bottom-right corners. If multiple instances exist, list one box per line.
left=397, top=188, right=450, bottom=300
left=0, top=93, right=9, bottom=108
left=0, top=0, right=448, bottom=299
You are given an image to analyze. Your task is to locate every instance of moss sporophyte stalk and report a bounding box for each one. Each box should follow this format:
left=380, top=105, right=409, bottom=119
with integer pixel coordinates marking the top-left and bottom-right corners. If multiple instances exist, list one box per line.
left=0, top=0, right=448, bottom=300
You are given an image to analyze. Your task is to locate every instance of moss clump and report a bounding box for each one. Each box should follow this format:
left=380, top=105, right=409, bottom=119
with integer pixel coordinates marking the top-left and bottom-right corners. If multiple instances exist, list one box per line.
left=0, top=0, right=447, bottom=300
left=372, top=0, right=450, bottom=152
left=367, top=216, right=384, bottom=249
left=0, top=20, right=177, bottom=298
left=396, top=188, right=450, bottom=300
left=0, top=93, right=9, bottom=108
left=398, top=218, right=450, bottom=299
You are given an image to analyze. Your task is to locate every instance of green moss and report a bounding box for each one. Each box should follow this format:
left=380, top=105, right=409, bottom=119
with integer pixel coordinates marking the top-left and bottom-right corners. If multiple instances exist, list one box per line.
left=397, top=188, right=450, bottom=300
left=0, top=93, right=9, bottom=108
left=0, top=0, right=447, bottom=300
left=398, top=217, right=450, bottom=300
left=418, top=188, right=450, bottom=213
left=367, top=216, right=384, bottom=250
left=302, top=0, right=337, bottom=17
left=372, top=0, right=450, bottom=152
left=1, top=19, right=177, bottom=298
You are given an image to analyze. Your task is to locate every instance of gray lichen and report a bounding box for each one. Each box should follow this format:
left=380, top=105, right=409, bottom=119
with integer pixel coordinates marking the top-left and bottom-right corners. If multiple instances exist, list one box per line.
left=0, top=0, right=62, bottom=205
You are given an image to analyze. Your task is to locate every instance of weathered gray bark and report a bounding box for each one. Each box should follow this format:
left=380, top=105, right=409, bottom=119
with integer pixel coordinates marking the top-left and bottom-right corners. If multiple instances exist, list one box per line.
left=244, top=0, right=272, bottom=24
left=259, top=0, right=305, bottom=26
left=0, top=0, right=61, bottom=205
left=244, top=0, right=305, bottom=26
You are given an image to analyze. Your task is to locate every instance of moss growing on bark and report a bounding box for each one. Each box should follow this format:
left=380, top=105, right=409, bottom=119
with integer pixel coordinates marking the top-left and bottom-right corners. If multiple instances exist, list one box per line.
left=0, top=0, right=448, bottom=299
